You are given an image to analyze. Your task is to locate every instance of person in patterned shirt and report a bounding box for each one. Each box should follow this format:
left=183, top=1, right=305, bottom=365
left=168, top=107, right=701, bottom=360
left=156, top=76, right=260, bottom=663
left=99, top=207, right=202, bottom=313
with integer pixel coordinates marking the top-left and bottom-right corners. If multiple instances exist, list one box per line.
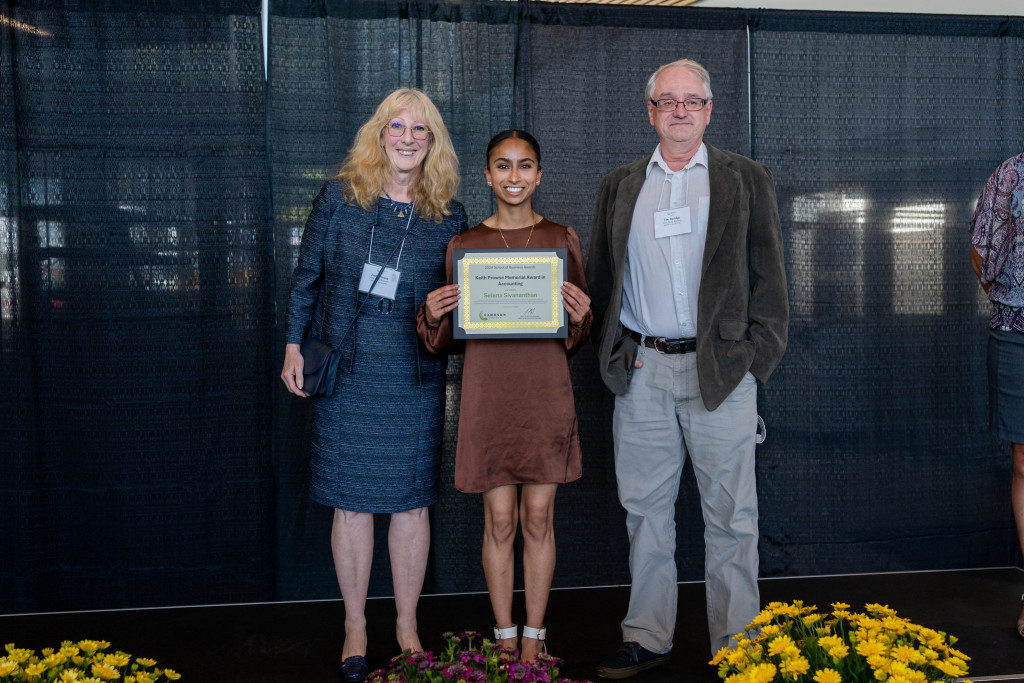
left=969, top=151, right=1024, bottom=638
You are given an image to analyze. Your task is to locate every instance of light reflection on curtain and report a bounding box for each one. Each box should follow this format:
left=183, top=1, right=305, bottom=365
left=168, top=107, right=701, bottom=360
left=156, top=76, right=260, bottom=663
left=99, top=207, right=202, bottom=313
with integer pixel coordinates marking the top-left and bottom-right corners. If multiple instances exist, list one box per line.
left=751, top=17, right=1023, bottom=573
left=0, top=0, right=273, bottom=612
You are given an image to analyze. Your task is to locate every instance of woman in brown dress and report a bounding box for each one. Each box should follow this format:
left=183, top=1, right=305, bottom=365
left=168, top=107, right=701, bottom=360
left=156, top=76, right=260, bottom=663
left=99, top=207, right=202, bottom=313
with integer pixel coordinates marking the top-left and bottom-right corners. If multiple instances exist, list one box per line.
left=417, top=130, right=592, bottom=661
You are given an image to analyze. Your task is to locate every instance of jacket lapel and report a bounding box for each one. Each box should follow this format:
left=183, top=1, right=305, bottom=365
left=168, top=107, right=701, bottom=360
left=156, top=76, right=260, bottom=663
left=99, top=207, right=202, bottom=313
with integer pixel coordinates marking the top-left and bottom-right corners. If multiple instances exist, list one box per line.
left=611, top=156, right=650, bottom=273
left=703, top=144, right=738, bottom=277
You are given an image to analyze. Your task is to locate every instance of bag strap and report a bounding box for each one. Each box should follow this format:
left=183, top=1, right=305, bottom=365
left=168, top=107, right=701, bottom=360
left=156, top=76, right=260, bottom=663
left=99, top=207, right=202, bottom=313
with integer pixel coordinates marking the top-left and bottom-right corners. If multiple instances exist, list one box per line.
left=335, top=207, right=417, bottom=353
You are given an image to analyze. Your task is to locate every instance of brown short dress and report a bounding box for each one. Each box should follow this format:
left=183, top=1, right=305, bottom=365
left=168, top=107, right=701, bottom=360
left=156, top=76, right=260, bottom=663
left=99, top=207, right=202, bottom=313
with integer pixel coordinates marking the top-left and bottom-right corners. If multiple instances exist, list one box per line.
left=416, top=219, right=593, bottom=493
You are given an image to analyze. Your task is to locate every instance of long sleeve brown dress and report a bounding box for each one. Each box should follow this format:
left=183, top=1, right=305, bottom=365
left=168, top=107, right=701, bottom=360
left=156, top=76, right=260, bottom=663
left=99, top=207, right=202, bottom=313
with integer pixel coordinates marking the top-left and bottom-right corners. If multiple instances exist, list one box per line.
left=416, top=219, right=593, bottom=493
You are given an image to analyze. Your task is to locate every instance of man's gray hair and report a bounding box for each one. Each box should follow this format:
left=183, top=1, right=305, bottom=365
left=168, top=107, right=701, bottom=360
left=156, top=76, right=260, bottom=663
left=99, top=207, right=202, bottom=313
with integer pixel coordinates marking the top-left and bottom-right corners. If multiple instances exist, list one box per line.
left=644, top=58, right=713, bottom=102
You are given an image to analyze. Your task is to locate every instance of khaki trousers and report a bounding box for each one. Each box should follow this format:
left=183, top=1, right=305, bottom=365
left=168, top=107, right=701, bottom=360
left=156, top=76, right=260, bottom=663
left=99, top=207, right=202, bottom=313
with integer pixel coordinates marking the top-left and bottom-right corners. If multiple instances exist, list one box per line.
left=613, top=346, right=760, bottom=655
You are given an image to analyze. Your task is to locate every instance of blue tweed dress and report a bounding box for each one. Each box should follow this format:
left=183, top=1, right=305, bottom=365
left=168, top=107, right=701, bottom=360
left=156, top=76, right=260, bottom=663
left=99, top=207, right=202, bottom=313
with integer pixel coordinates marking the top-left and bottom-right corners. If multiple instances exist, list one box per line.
left=285, top=180, right=467, bottom=512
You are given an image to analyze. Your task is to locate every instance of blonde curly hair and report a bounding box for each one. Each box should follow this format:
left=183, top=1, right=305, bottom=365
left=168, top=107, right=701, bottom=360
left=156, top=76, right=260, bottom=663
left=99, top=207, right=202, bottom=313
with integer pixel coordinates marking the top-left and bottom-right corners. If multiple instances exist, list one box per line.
left=336, top=88, right=460, bottom=223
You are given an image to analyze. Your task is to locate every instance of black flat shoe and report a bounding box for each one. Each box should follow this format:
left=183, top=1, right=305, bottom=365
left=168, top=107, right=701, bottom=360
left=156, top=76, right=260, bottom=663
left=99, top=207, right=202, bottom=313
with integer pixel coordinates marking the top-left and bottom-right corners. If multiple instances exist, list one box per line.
left=338, top=654, right=369, bottom=683
left=596, top=642, right=671, bottom=679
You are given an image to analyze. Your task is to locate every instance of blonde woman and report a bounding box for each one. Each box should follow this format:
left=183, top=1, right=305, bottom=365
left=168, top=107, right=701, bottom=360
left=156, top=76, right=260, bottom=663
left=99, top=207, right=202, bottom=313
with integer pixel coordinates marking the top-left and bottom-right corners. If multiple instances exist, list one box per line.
left=282, top=88, right=467, bottom=681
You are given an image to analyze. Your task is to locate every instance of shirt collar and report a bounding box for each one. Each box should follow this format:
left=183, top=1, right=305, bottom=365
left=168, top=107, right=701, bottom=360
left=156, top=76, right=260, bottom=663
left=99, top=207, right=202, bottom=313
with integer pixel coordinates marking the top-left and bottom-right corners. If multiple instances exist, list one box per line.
left=646, top=142, right=708, bottom=177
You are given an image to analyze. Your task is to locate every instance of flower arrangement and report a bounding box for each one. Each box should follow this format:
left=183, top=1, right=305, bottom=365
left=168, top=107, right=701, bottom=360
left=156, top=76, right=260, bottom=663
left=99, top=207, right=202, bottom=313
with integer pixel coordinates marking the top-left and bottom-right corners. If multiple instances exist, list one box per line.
left=368, top=631, right=584, bottom=683
left=711, top=601, right=971, bottom=683
left=1, top=640, right=180, bottom=682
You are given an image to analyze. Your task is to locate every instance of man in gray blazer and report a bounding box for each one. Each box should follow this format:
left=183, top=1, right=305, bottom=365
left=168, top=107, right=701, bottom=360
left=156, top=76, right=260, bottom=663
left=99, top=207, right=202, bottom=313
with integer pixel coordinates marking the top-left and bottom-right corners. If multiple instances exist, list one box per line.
left=587, top=58, right=788, bottom=678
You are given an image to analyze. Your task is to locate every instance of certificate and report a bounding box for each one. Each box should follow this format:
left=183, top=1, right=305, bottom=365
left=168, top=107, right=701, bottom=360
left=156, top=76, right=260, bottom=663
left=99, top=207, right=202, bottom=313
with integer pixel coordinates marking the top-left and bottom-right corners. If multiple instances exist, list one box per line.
left=453, top=248, right=567, bottom=339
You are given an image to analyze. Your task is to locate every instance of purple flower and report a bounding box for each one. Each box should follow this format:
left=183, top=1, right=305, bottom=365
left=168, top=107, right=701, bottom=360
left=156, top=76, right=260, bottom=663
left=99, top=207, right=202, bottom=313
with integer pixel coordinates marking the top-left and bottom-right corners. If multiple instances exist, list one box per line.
left=444, top=662, right=470, bottom=679
left=408, top=651, right=433, bottom=667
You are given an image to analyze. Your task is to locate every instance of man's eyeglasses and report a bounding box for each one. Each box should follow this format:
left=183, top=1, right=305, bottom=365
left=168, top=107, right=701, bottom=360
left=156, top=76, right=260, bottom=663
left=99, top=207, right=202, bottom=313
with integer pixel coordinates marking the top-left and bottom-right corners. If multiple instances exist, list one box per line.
left=385, top=121, right=431, bottom=140
left=650, top=97, right=709, bottom=112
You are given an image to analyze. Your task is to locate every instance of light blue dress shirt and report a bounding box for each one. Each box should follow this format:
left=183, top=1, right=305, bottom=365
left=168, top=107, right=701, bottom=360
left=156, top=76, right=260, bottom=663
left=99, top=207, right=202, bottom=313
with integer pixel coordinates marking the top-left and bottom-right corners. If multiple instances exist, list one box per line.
left=620, top=143, right=711, bottom=339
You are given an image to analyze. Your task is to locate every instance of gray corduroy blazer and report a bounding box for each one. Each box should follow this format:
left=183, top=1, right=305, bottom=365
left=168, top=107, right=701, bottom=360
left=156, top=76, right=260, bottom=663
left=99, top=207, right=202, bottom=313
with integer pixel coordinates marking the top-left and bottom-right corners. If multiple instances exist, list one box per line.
left=586, top=143, right=789, bottom=411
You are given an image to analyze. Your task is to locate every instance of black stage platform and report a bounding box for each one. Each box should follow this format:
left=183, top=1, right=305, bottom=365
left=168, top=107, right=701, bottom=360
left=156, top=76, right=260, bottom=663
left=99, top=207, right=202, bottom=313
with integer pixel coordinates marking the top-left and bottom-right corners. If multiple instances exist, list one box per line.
left=3, top=567, right=1024, bottom=682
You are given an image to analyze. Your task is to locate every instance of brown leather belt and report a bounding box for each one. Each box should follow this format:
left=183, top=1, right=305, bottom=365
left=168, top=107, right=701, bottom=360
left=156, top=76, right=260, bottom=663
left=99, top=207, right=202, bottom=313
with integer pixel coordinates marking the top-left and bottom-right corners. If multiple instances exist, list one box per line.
left=627, top=328, right=697, bottom=355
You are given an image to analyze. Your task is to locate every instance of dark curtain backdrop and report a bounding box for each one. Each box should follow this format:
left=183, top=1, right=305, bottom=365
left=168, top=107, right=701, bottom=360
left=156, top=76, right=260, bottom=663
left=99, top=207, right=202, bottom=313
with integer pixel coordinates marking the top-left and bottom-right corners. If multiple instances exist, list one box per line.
left=0, top=0, right=274, bottom=612
left=3, top=0, right=1024, bottom=612
left=750, top=12, right=1024, bottom=573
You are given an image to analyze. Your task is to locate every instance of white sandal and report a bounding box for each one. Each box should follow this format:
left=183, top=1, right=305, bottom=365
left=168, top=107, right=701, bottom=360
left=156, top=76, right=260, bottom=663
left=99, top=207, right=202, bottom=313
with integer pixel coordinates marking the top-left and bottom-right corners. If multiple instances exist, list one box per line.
left=522, top=625, right=547, bottom=654
left=494, top=624, right=518, bottom=641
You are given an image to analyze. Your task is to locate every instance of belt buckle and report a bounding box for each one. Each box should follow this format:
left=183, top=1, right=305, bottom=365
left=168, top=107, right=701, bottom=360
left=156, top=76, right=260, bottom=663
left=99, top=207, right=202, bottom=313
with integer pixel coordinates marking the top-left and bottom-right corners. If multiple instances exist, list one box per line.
left=654, top=337, right=671, bottom=354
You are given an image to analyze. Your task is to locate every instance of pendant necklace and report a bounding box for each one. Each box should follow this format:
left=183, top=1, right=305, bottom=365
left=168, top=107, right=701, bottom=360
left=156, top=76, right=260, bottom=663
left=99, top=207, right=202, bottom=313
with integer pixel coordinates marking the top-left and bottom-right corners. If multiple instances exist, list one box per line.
left=383, top=191, right=411, bottom=218
left=497, top=213, right=537, bottom=248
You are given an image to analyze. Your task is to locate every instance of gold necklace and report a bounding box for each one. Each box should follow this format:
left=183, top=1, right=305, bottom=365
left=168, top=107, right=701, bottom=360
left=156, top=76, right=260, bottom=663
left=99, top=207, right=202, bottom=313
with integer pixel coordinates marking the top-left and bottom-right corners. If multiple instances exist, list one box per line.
left=496, top=213, right=537, bottom=248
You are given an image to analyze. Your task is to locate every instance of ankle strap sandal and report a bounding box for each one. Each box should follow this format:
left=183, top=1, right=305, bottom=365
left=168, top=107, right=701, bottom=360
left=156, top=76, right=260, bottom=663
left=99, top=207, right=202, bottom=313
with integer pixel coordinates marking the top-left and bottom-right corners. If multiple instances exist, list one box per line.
left=522, top=625, right=547, bottom=653
left=494, top=624, right=518, bottom=641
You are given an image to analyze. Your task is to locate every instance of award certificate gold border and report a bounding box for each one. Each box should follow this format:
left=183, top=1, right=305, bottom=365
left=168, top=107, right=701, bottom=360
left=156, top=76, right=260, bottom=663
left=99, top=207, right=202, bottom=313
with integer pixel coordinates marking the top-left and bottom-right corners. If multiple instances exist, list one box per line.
left=452, top=248, right=567, bottom=339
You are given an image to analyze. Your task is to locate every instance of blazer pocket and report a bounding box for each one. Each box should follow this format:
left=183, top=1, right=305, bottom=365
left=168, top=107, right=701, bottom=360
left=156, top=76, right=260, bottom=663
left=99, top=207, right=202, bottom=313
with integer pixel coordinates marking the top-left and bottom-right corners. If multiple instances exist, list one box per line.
left=609, top=331, right=639, bottom=372
left=718, top=319, right=750, bottom=341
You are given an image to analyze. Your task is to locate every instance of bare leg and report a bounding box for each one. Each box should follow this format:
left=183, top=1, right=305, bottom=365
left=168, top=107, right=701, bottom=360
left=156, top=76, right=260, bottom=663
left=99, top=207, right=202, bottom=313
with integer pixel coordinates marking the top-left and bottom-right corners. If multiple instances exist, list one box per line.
left=389, top=507, right=430, bottom=652
left=1012, top=443, right=1024, bottom=626
left=332, top=509, right=374, bottom=659
left=483, top=485, right=520, bottom=652
left=520, top=484, right=557, bottom=661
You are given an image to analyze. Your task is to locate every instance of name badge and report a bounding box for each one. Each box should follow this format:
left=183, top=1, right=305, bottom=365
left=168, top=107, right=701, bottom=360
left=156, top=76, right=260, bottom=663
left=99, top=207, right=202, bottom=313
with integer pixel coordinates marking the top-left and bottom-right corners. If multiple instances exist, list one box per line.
left=654, top=207, right=691, bottom=238
left=359, top=262, right=401, bottom=300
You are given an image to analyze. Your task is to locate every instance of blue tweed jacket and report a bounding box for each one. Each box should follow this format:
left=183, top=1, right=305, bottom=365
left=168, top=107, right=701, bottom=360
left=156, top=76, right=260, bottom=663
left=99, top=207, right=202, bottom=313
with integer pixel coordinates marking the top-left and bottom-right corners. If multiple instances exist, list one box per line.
left=285, top=179, right=468, bottom=385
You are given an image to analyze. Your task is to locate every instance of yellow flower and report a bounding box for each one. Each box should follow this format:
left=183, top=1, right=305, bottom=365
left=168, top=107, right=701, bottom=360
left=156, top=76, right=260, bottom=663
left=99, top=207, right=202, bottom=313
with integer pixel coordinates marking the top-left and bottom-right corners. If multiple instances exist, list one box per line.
left=104, top=653, right=132, bottom=667
left=760, top=624, right=781, bottom=638
left=78, top=641, right=104, bottom=653
left=768, top=635, right=796, bottom=656
left=813, top=668, right=842, bottom=683
left=61, top=646, right=82, bottom=658
left=58, top=671, right=82, bottom=682
left=779, top=655, right=810, bottom=679
left=135, top=658, right=156, bottom=668
left=5, top=647, right=33, bottom=664
left=43, top=652, right=69, bottom=667
left=818, top=635, right=843, bottom=650
left=831, top=602, right=851, bottom=611
left=91, top=662, right=121, bottom=680
left=933, top=659, right=968, bottom=677
left=888, top=660, right=913, bottom=678
left=873, top=668, right=888, bottom=681
left=827, top=643, right=850, bottom=659
left=803, top=614, right=823, bottom=626
left=890, top=645, right=925, bottom=665
left=163, top=668, right=181, bottom=680
left=867, top=654, right=889, bottom=670
left=856, top=640, right=887, bottom=658
left=0, top=658, right=20, bottom=676
left=881, top=617, right=908, bottom=634
left=25, top=662, right=49, bottom=676
left=865, top=604, right=897, bottom=617
left=745, top=662, right=778, bottom=683
left=73, top=655, right=86, bottom=666
left=751, top=611, right=776, bottom=626
left=948, top=647, right=970, bottom=661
